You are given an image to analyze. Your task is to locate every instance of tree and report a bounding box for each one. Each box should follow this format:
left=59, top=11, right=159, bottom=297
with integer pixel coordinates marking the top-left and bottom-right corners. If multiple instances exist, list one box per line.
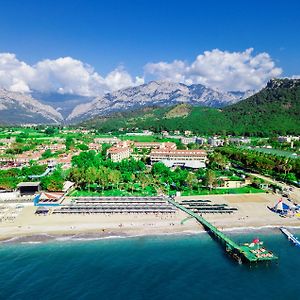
left=65, top=137, right=75, bottom=151
left=204, top=170, right=216, bottom=190
left=77, top=144, right=89, bottom=151
left=41, top=168, right=64, bottom=191
left=186, top=172, right=198, bottom=190
left=97, top=166, right=109, bottom=191
left=210, top=152, right=227, bottom=170
left=86, top=167, right=98, bottom=190
left=45, top=127, right=56, bottom=135
left=101, top=143, right=112, bottom=157
left=108, top=169, right=121, bottom=189
left=42, top=149, right=52, bottom=159
left=152, top=162, right=171, bottom=178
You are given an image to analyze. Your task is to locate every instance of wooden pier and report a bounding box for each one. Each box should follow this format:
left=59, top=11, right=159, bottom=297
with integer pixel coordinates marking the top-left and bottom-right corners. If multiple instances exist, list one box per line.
left=168, top=197, right=278, bottom=264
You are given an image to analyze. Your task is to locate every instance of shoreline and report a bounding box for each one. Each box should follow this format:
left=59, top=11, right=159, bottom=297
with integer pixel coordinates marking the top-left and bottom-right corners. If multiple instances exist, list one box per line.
left=1, top=193, right=299, bottom=245
left=1, top=224, right=300, bottom=245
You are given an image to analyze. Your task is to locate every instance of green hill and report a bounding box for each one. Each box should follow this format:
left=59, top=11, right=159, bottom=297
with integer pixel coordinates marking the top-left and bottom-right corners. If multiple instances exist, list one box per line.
left=223, top=78, right=300, bottom=135
left=83, top=79, right=300, bottom=136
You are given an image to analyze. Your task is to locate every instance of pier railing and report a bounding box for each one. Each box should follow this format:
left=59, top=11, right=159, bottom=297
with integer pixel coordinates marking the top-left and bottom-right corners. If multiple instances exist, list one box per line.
left=168, top=197, right=278, bottom=264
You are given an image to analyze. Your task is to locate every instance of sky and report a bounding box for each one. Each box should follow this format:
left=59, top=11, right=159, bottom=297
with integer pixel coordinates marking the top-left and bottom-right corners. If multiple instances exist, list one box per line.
left=0, top=0, right=299, bottom=96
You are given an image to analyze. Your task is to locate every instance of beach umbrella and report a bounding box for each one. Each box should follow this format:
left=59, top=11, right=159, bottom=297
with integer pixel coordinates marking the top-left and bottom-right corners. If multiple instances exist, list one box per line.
left=253, top=238, right=260, bottom=244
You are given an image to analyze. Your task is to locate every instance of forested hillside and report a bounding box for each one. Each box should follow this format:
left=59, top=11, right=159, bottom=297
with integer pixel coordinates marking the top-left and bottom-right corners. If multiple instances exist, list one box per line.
left=82, top=79, right=300, bottom=136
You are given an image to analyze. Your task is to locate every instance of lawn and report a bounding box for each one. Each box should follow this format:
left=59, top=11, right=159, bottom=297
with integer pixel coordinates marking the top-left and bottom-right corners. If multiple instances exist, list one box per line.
left=69, top=187, right=157, bottom=197
left=181, top=186, right=265, bottom=196
left=69, top=185, right=264, bottom=197
left=239, top=146, right=299, bottom=159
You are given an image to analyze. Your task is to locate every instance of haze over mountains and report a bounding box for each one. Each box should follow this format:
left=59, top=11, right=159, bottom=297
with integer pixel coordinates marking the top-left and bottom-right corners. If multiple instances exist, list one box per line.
left=0, top=81, right=253, bottom=124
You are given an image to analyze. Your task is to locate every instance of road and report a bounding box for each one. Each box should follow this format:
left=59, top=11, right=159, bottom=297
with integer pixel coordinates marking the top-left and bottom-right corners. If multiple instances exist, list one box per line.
left=249, top=172, right=300, bottom=204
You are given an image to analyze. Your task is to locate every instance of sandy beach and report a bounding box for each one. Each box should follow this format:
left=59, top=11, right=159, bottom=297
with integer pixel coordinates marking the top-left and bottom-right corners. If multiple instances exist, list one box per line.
left=0, top=193, right=299, bottom=242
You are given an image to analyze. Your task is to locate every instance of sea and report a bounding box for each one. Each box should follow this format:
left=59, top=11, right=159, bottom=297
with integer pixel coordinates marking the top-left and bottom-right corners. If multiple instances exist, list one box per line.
left=0, top=229, right=299, bottom=300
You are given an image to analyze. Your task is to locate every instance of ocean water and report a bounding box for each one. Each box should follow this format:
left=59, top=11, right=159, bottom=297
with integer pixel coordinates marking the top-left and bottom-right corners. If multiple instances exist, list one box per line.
left=0, top=230, right=299, bottom=300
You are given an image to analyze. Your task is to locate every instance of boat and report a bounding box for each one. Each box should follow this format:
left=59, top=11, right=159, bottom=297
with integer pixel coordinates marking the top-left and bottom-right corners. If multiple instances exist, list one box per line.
left=280, top=227, right=300, bottom=247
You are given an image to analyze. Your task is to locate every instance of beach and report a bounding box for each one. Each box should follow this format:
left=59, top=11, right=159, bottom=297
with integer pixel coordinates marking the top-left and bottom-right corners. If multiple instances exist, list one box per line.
left=0, top=193, right=299, bottom=242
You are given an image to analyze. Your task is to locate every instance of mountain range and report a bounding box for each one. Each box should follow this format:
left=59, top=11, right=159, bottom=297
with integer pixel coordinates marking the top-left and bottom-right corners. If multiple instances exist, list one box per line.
left=66, top=81, right=253, bottom=122
left=0, top=78, right=299, bottom=135
left=0, top=89, right=63, bottom=125
left=82, top=78, right=300, bottom=136
left=0, top=81, right=253, bottom=124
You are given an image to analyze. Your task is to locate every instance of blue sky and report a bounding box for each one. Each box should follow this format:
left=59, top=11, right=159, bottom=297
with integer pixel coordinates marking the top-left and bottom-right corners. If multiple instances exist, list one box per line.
left=0, top=0, right=299, bottom=95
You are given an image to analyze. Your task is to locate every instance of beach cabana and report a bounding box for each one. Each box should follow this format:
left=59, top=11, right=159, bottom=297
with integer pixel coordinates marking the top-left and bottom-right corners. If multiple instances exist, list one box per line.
left=35, top=206, right=49, bottom=215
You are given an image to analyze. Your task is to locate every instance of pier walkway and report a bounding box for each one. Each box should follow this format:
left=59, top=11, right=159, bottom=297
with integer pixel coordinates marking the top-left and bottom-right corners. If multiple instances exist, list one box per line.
left=168, top=197, right=278, bottom=264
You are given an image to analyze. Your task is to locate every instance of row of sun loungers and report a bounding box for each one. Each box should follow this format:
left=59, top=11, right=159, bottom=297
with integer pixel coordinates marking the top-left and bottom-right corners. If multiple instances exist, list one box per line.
left=191, top=209, right=235, bottom=214
left=53, top=207, right=176, bottom=214
left=186, top=203, right=229, bottom=207
left=54, top=197, right=176, bottom=214
left=181, top=200, right=211, bottom=203
left=181, top=199, right=237, bottom=214
left=72, top=196, right=165, bottom=201
left=75, top=201, right=167, bottom=205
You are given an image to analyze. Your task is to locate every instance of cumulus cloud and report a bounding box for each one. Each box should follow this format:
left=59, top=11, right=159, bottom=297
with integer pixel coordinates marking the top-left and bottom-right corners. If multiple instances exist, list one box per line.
left=291, top=75, right=300, bottom=79
left=0, top=53, right=143, bottom=96
left=0, top=49, right=286, bottom=96
left=145, top=48, right=282, bottom=91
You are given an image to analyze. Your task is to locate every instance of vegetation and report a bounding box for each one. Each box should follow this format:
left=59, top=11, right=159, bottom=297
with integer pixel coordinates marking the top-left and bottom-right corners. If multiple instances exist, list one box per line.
left=40, top=167, right=65, bottom=191
left=82, top=79, right=300, bottom=136
left=0, top=165, right=47, bottom=190
left=65, top=150, right=263, bottom=196
left=224, top=78, right=300, bottom=135
left=217, top=146, right=300, bottom=183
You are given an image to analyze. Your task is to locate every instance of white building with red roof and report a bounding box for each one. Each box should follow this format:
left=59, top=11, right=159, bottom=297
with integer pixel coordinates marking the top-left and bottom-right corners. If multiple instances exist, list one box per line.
left=150, top=149, right=207, bottom=168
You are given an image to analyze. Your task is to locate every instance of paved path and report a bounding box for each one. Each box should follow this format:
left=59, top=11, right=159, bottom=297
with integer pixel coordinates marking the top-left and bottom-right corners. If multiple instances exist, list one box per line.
left=250, top=173, right=300, bottom=204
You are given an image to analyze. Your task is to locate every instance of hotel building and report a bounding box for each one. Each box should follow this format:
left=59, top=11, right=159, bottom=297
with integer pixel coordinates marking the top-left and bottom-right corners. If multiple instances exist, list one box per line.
left=107, top=147, right=131, bottom=162
left=150, top=149, right=207, bottom=169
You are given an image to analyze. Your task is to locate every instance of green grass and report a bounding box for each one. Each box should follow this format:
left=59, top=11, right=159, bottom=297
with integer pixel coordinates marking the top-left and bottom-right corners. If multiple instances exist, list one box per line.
left=240, top=146, right=299, bottom=159
left=120, top=135, right=159, bottom=142
left=68, top=186, right=264, bottom=197
left=69, top=188, right=157, bottom=197
left=181, top=186, right=264, bottom=196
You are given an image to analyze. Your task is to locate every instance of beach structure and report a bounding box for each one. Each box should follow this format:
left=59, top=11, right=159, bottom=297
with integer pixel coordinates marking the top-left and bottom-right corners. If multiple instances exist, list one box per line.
left=168, top=197, right=278, bottom=264
left=280, top=227, right=300, bottom=246
left=35, top=206, right=50, bottom=215
left=180, top=199, right=237, bottom=214
left=52, top=196, right=177, bottom=214
left=268, top=198, right=297, bottom=216
left=33, top=194, right=61, bottom=206
left=17, top=182, right=41, bottom=196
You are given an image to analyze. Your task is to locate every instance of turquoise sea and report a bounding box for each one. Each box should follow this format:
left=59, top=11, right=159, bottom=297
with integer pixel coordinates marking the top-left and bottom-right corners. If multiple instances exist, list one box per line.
left=0, top=229, right=299, bottom=300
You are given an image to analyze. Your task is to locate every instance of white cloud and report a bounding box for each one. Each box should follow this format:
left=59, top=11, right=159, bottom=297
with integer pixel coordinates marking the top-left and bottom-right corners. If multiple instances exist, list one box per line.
left=0, top=49, right=287, bottom=96
left=103, top=67, right=144, bottom=91
left=145, top=48, right=283, bottom=91
left=0, top=53, right=143, bottom=96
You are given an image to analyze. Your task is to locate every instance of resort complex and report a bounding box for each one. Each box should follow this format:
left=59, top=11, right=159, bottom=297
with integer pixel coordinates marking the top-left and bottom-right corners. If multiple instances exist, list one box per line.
left=0, top=126, right=299, bottom=264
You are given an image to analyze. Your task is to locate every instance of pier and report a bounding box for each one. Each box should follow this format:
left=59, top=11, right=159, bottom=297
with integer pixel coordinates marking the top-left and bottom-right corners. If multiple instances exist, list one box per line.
left=280, top=227, right=300, bottom=246
left=168, top=197, right=278, bottom=264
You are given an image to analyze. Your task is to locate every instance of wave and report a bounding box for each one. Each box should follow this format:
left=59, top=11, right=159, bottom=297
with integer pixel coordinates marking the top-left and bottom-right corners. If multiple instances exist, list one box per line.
left=1, top=226, right=299, bottom=245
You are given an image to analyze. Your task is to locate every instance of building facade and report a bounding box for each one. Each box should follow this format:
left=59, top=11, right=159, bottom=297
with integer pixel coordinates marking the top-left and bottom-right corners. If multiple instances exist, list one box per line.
left=107, top=147, right=131, bottom=162
left=150, top=149, right=207, bottom=168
